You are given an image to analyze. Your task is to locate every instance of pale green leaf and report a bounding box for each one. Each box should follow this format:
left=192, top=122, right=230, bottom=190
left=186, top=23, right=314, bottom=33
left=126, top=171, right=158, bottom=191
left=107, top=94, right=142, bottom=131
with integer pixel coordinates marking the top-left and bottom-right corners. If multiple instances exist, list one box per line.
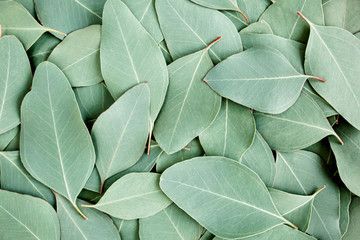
left=159, top=40, right=173, bottom=64
left=27, top=33, right=60, bottom=68
left=112, top=218, right=139, bottom=240
left=0, top=189, right=60, bottom=240
left=0, top=36, right=31, bottom=134
left=20, top=62, right=95, bottom=216
left=0, top=126, right=19, bottom=150
left=48, top=25, right=102, bottom=87
left=240, top=20, right=274, bottom=34
left=340, top=186, right=351, bottom=237
left=343, top=197, right=360, bottom=240
left=324, top=0, right=360, bottom=33
left=4, top=129, right=20, bottom=151
left=84, top=168, right=101, bottom=193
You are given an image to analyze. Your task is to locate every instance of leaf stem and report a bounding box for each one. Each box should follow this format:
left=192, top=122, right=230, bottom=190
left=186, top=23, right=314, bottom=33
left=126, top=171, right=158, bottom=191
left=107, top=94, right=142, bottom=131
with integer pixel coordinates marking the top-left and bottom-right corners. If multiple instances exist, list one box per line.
left=236, top=7, right=249, bottom=23
left=313, top=186, right=326, bottom=196
left=0, top=24, right=2, bottom=38
left=297, top=12, right=310, bottom=24
left=206, top=36, right=222, bottom=50
left=73, top=203, right=88, bottom=220
left=45, top=28, right=67, bottom=37
left=307, top=75, right=327, bottom=82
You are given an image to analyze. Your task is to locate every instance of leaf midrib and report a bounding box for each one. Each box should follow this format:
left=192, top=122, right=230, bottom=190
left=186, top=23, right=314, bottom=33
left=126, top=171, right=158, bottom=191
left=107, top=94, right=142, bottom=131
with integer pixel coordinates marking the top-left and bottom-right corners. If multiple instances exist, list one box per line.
left=74, top=0, right=102, bottom=19
left=0, top=45, right=11, bottom=119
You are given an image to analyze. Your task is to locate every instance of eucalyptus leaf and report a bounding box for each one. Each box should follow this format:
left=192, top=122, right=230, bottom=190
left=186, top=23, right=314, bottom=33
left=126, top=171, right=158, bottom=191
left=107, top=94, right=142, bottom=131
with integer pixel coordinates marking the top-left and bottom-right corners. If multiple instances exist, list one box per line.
left=300, top=13, right=360, bottom=130
left=159, top=40, right=173, bottom=64
left=139, top=204, right=203, bottom=240
left=84, top=168, right=101, bottom=193
left=34, top=0, right=106, bottom=39
left=0, top=36, right=32, bottom=134
left=343, top=197, right=360, bottom=240
left=199, top=99, right=255, bottom=160
left=273, top=151, right=341, bottom=240
left=91, top=83, right=150, bottom=192
left=122, top=0, right=163, bottom=43
left=340, top=186, right=351, bottom=237
left=190, top=0, right=244, bottom=12
left=20, top=61, right=95, bottom=217
left=27, top=33, right=60, bottom=69
left=4, top=129, right=20, bottom=151
left=0, top=151, right=55, bottom=205
left=240, top=131, right=276, bottom=187
left=7, top=0, right=35, bottom=17
left=0, top=189, right=60, bottom=240
left=240, top=20, right=274, bottom=34
left=205, top=46, right=312, bottom=114
left=330, top=122, right=360, bottom=196
left=156, top=139, right=204, bottom=173
left=255, top=91, right=341, bottom=151
left=153, top=43, right=221, bottom=154
left=85, top=173, right=172, bottom=219
left=101, top=0, right=168, bottom=123
left=160, top=156, right=294, bottom=239
left=74, top=83, right=114, bottom=122
left=240, top=33, right=306, bottom=73
left=0, top=1, right=63, bottom=50
left=156, top=0, right=243, bottom=64
left=0, top=126, right=19, bottom=150
left=113, top=218, right=140, bottom=240
left=323, top=0, right=360, bottom=33
left=56, top=194, right=121, bottom=240
left=260, top=0, right=324, bottom=43
left=48, top=25, right=102, bottom=87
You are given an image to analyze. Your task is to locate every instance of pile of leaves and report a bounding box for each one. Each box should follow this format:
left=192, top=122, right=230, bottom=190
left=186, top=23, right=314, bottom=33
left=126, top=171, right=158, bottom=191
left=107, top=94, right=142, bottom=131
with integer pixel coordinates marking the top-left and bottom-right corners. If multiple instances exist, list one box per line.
left=1, top=0, right=360, bottom=239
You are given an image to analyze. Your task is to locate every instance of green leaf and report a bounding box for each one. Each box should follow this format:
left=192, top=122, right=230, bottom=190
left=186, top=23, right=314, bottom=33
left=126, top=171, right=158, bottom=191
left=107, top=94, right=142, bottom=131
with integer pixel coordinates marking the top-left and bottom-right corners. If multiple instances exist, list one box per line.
left=269, top=188, right=323, bottom=231
left=74, top=83, right=114, bottom=122
left=260, top=0, right=324, bottom=43
left=139, top=204, right=203, bottom=240
left=273, top=151, right=341, bottom=240
left=199, top=231, right=214, bottom=240
left=0, top=36, right=32, bottom=134
left=190, top=0, right=243, bottom=12
left=330, top=122, right=360, bottom=197
left=104, top=140, right=162, bottom=191
left=0, top=1, right=62, bottom=50
left=34, top=0, right=106, bottom=39
left=254, top=91, right=341, bottom=151
left=156, top=0, right=243, bottom=64
left=343, top=197, right=360, bottom=240
left=240, top=33, right=306, bottom=73
left=0, top=189, right=60, bottom=240
left=324, top=0, right=360, bottom=34
left=156, top=139, right=204, bottom=173
left=240, top=20, right=274, bottom=34
left=0, top=126, right=19, bottom=150
left=4, top=129, right=20, bottom=151
left=0, top=151, right=55, bottom=205
left=112, top=218, right=139, bottom=240
left=240, top=131, right=276, bottom=187
left=300, top=12, right=360, bottom=130
left=356, top=32, right=360, bottom=39
left=205, top=46, right=311, bottom=114
left=27, top=33, right=60, bottom=69
left=302, top=81, right=337, bottom=117
left=199, top=99, right=255, bottom=160
left=101, top=0, right=168, bottom=123
left=159, top=40, right=173, bottom=64
left=91, top=83, right=150, bottom=192
left=340, top=186, right=351, bottom=237
left=48, top=25, right=102, bottom=87
left=56, top=194, right=121, bottom=240
left=85, top=173, right=172, bottom=219
left=20, top=62, right=95, bottom=217
left=160, top=156, right=294, bottom=239
left=153, top=43, right=221, bottom=154
left=10, top=0, right=36, bottom=17
left=84, top=168, right=101, bottom=193
left=122, top=0, right=164, bottom=43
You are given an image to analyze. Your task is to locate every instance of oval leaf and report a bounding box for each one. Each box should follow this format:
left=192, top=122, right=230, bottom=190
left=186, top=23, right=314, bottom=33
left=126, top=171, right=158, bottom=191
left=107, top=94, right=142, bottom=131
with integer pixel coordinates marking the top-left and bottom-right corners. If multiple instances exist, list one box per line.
left=0, top=126, right=19, bottom=150
left=160, top=156, right=292, bottom=239
left=343, top=197, right=360, bottom=240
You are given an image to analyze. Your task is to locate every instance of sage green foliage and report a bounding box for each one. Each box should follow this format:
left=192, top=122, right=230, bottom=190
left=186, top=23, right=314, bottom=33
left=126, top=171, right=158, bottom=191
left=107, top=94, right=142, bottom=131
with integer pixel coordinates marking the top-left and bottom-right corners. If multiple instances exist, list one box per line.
left=240, top=131, right=276, bottom=187
left=343, top=197, right=360, bottom=240
left=113, top=218, right=140, bottom=240
left=0, top=151, right=55, bottom=205
left=240, top=20, right=273, bottom=34
left=34, top=0, right=106, bottom=39
left=156, top=0, right=243, bottom=64
left=260, top=0, right=324, bottom=43
left=48, top=25, right=102, bottom=87
left=4, top=129, right=20, bottom=151
left=84, top=168, right=101, bottom=192
left=89, top=173, right=172, bottom=219
left=199, top=99, right=255, bottom=160
left=56, top=194, right=121, bottom=240
left=323, top=0, right=360, bottom=33
left=139, top=204, right=203, bottom=240
left=205, top=46, right=308, bottom=114
left=273, top=151, right=341, bottom=240
left=340, top=186, right=351, bottom=236
left=0, top=190, right=60, bottom=240
left=0, top=36, right=32, bottom=135
left=101, top=0, right=168, bottom=123
left=91, top=83, right=150, bottom=186
left=190, top=0, right=242, bottom=12
left=0, top=126, right=19, bottom=150
left=330, top=122, right=360, bottom=196
left=156, top=139, right=204, bottom=173
left=20, top=62, right=95, bottom=214
left=255, top=91, right=340, bottom=151
left=303, top=15, right=360, bottom=131
left=153, top=46, right=221, bottom=154
left=160, top=157, right=290, bottom=239
left=74, top=83, right=114, bottom=122
left=27, top=33, right=60, bottom=69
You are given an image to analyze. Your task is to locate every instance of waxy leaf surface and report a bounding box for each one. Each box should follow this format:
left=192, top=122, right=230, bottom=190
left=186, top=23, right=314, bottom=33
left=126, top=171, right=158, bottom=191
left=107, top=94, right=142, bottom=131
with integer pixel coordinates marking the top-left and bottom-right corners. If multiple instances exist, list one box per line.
left=27, top=33, right=60, bottom=68
left=113, top=218, right=140, bottom=240
left=339, top=186, right=351, bottom=237
left=0, top=126, right=19, bottom=150
left=343, top=197, right=360, bottom=240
